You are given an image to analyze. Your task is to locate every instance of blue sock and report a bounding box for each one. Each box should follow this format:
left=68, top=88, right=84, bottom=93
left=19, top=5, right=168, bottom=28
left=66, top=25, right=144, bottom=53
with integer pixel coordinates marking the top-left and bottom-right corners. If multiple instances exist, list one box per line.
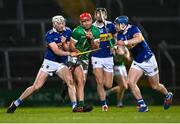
left=137, top=99, right=146, bottom=107
left=71, top=101, right=77, bottom=109
left=14, top=99, right=22, bottom=107
left=101, top=100, right=107, bottom=106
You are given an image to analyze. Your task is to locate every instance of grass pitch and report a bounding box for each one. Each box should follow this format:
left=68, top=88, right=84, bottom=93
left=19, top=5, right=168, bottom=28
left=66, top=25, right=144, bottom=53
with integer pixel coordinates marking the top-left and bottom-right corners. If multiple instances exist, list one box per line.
left=0, top=106, right=180, bottom=123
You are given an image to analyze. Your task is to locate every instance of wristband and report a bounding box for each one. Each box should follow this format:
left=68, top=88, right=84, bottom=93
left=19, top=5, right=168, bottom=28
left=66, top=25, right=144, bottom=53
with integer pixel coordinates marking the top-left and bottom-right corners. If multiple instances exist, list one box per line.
left=124, top=40, right=128, bottom=45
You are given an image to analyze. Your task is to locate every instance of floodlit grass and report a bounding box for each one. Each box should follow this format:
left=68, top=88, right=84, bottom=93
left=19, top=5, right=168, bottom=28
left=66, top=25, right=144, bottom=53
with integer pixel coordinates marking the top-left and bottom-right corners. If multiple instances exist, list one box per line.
left=0, top=106, right=180, bottom=123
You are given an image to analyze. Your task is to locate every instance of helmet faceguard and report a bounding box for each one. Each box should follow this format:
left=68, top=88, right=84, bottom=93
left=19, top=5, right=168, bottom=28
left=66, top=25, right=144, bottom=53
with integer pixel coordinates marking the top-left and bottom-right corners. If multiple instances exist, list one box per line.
left=95, top=8, right=107, bottom=22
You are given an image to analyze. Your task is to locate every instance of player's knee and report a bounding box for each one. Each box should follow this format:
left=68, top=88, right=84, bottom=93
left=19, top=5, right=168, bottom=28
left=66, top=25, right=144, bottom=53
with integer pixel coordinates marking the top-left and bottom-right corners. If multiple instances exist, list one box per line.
left=123, top=84, right=128, bottom=90
left=106, top=84, right=112, bottom=89
left=65, top=76, right=73, bottom=84
left=127, top=80, right=134, bottom=88
left=76, top=79, right=84, bottom=88
left=96, top=78, right=103, bottom=85
left=105, top=82, right=113, bottom=88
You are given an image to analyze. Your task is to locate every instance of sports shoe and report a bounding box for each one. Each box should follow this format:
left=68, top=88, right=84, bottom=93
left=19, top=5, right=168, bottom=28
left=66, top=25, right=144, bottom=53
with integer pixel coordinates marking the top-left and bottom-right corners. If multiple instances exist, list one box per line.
left=73, top=106, right=83, bottom=112
left=117, top=101, right=124, bottom=108
left=138, top=105, right=148, bottom=112
left=7, top=102, right=17, bottom=113
left=117, top=104, right=124, bottom=108
left=102, top=105, right=108, bottom=111
left=164, top=92, right=173, bottom=110
left=73, top=105, right=93, bottom=112
left=82, top=105, right=93, bottom=112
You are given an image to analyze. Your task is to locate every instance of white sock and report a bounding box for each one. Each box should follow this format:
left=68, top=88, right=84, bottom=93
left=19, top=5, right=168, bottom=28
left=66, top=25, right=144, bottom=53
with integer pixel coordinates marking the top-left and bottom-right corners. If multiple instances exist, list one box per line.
left=14, top=99, right=22, bottom=107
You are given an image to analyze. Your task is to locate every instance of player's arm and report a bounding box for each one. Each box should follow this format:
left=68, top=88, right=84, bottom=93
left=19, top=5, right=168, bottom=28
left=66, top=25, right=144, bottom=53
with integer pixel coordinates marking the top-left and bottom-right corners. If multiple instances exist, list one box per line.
left=116, top=33, right=143, bottom=46
left=88, top=27, right=100, bottom=49
left=69, top=38, right=80, bottom=53
left=48, top=42, right=77, bottom=57
left=86, top=31, right=99, bottom=49
left=61, top=36, right=69, bottom=51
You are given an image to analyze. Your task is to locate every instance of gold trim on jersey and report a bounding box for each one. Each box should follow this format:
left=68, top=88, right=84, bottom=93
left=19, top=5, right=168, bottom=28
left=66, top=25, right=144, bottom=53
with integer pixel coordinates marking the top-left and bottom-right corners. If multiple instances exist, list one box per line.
left=47, top=42, right=63, bottom=48
left=127, top=38, right=145, bottom=49
left=100, top=33, right=113, bottom=42
left=57, top=42, right=63, bottom=48
left=127, top=44, right=137, bottom=49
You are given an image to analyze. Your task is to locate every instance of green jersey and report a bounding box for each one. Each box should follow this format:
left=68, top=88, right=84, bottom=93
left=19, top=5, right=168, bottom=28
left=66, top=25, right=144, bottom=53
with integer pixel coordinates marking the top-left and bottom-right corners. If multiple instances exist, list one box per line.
left=114, top=54, right=125, bottom=66
left=71, top=25, right=100, bottom=60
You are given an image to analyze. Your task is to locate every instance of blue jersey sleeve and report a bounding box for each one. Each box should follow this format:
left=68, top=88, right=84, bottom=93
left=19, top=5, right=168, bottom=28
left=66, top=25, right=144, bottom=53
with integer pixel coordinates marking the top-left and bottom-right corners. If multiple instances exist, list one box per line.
left=65, top=28, right=72, bottom=41
left=117, top=34, right=125, bottom=41
left=45, top=30, right=55, bottom=44
left=111, top=23, right=116, bottom=35
left=107, top=22, right=116, bottom=34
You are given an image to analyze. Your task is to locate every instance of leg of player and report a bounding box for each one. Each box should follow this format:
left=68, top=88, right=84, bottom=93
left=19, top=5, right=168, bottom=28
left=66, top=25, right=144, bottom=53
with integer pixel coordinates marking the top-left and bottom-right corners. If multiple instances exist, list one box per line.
left=114, top=75, right=128, bottom=107
left=56, top=66, right=77, bottom=110
left=148, top=73, right=173, bottom=110
left=106, top=86, right=119, bottom=97
left=127, top=67, right=149, bottom=112
left=93, top=68, right=108, bottom=111
left=60, top=81, right=68, bottom=102
left=104, top=71, right=113, bottom=89
left=73, top=65, right=93, bottom=112
left=74, top=66, right=85, bottom=106
left=7, top=70, right=49, bottom=113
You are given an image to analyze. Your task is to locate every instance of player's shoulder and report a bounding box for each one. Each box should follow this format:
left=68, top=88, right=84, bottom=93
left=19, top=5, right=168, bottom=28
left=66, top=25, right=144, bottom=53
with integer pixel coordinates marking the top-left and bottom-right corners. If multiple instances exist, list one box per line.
left=91, top=25, right=100, bottom=30
left=128, top=25, right=141, bottom=34
left=46, top=29, right=56, bottom=37
left=64, top=27, right=72, bottom=35
left=65, top=27, right=72, bottom=32
left=106, top=20, right=115, bottom=29
left=46, top=29, right=53, bottom=34
left=106, top=20, right=114, bottom=25
left=129, top=24, right=139, bottom=30
left=72, top=25, right=83, bottom=33
left=73, top=25, right=80, bottom=31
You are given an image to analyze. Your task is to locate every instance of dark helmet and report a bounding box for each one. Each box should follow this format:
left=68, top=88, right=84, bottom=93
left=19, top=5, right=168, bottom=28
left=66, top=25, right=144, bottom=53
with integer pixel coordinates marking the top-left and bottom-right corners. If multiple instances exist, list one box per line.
left=114, top=16, right=129, bottom=25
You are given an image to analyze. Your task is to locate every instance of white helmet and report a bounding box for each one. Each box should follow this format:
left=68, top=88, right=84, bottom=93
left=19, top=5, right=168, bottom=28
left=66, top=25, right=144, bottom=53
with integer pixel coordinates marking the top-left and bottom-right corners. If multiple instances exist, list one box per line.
left=52, top=15, right=65, bottom=23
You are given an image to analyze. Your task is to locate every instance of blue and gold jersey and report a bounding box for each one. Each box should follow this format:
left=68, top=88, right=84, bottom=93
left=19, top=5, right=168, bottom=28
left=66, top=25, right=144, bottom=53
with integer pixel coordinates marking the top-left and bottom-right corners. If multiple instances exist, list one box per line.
left=44, top=27, right=72, bottom=63
left=117, top=25, right=153, bottom=63
left=92, top=21, right=116, bottom=58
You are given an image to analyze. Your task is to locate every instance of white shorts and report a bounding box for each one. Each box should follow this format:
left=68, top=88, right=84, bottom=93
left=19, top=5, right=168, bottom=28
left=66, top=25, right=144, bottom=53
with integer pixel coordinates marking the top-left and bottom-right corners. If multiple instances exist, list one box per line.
left=131, top=54, right=159, bottom=76
left=91, top=56, right=114, bottom=72
left=68, top=56, right=89, bottom=74
left=114, top=65, right=127, bottom=77
left=40, top=59, right=67, bottom=76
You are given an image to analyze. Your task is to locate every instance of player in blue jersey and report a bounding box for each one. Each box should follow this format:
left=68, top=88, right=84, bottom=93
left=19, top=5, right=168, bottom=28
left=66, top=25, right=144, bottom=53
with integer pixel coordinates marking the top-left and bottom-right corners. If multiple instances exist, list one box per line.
left=92, top=8, right=116, bottom=111
left=7, top=15, right=81, bottom=113
left=114, top=16, right=173, bottom=112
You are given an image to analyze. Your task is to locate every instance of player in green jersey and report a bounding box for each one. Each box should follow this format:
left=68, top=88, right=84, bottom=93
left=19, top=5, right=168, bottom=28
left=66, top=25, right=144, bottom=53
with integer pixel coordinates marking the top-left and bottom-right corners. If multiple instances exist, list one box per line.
left=69, top=12, right=100, bottom=112
left=106, top=46, right=131, bottom=107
